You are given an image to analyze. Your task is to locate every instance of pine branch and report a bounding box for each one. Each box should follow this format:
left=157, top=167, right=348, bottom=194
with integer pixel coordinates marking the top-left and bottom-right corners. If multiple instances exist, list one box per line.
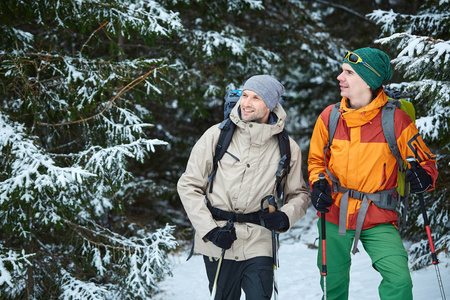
left=81, top=21, right=110, bottom=53
left=37, top=66, right=165, bottom=127
left=65, top=218, right=135, bottom=253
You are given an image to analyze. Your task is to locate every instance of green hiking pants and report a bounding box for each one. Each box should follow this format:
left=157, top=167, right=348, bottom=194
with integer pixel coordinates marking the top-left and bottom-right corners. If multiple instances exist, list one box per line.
left=317, top=219, right=413, bottom=300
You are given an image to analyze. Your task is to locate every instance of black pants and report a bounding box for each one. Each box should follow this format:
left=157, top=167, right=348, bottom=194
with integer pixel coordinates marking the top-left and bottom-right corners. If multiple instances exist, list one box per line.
left=203, top=255, right=273, bottom=300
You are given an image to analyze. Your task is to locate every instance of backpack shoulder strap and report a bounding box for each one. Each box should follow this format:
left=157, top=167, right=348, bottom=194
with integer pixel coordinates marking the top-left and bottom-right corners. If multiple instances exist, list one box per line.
left=275, top=129, right=291, bottom=200
left=277, top=129, right=291, bottom=164
left=324, top=103, right=341, bottom=191
left=208, top=118, right=236, bottom=193
left=381, top=99, right=401, bottom=161
left=328, top=102, right=341, bottom=146
left=381, top=97, right=414, bottom=227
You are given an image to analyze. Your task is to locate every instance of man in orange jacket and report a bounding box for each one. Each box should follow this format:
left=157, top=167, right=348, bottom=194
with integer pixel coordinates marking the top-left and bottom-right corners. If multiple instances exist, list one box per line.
left=307, top=47, right=438, bottom=300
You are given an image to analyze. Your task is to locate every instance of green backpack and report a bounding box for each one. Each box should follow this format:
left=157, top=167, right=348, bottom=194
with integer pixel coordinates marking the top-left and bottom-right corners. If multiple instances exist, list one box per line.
left=326, top=90, right=415, bottom=223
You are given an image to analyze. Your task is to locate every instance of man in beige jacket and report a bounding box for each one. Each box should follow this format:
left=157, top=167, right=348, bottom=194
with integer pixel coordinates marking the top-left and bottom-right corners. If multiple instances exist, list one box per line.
left=177, top=75, right=310, bottom=299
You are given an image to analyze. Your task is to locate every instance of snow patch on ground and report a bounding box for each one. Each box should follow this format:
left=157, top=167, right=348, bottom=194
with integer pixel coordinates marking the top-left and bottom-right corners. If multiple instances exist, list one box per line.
left=156, top=208, right=450, bottom=299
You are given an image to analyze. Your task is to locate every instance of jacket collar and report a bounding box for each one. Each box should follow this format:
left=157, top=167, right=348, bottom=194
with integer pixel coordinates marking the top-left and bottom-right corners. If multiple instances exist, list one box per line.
left=339, top=90, right=388, bottom=128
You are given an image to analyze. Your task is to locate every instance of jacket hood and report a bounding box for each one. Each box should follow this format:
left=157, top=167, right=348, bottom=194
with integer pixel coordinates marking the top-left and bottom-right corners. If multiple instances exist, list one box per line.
left=339, top=90, right=388, bottom=127
left=229, top=99, right=287, bottom=137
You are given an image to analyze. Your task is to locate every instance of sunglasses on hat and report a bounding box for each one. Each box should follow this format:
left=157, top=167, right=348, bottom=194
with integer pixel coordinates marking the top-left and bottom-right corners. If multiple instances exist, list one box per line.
left=344, top=51, right=380, bottom=77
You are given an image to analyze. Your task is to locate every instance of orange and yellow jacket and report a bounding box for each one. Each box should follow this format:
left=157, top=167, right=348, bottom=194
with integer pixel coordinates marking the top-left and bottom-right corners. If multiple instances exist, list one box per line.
left=308, top=90, right=438, bottom=230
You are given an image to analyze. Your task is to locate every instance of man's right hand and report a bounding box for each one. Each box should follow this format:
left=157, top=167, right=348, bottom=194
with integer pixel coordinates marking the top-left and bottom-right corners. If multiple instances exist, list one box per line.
left=311, top=179, right=333, bottom=213
left=204, top=225, right=237, bottom=250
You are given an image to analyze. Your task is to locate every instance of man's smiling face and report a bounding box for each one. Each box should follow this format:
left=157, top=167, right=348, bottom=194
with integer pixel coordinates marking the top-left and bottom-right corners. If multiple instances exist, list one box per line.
left=240, top=90, right=270, bottom=123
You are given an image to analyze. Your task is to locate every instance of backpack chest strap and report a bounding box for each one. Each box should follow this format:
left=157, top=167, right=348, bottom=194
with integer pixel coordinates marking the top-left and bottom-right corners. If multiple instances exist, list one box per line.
left=336, top=185, right=398, bottom=254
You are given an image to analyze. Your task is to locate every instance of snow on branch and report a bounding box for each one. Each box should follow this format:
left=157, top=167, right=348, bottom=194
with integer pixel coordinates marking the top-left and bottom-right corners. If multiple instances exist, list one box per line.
left=414, top=95, right=449, bottom=141
left=368, top=8, right=450, bottom=37
left=225, top=0, right=264, bottom=12
left=409, top=231, right=449, bottom=269
left=375, top=32, right=449, bottom=142
left=59, top=269, right=111, bottom=300
left=33, top=60, right=168, bottom=127
left=385, top=79, right=449, bottom=141
left=0, top=25, right=34, bottom=51
left=377, top=33, right=450, bottom=78
left=65, top=217, right=177, bottom=298
left=187, top=25, right=249, bottom=57
left=31, top=0, right=184, bottom=38
left=0, top=113, right=95, bottom=205
left=372, top=4, right=450, bottom=146
left=81, top=138, right=168, bottom=174
left=0, top=1, right=181, bottom=298
left=0, top=247, right=35, bottom=289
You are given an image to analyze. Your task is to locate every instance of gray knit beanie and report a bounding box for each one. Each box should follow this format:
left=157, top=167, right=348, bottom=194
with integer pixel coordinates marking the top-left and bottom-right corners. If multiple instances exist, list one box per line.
left=242, top=75, right=284, bottom=111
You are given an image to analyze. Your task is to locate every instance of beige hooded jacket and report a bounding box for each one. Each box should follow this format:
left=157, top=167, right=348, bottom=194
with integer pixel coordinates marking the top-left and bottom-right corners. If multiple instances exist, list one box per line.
left=177, top=100, right=310, bottom=261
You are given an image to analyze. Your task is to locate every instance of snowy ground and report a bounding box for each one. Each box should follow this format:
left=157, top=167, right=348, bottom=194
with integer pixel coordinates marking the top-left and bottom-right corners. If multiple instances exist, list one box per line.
left=155, top=208, right=450, bottom=299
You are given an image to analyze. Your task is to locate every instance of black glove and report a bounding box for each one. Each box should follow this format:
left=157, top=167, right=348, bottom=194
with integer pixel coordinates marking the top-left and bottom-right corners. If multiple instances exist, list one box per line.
left=261, top=210, right=289, bottom=231
left=405, top=165, right=432, bottom=194
left=311, top=179, right=333, bottom=213
left=204, top=225, right=237, bottom=250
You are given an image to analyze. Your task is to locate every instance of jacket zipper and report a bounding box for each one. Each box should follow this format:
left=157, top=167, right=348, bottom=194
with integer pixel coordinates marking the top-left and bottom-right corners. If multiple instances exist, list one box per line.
left=379, top=163, right=386, bottom=188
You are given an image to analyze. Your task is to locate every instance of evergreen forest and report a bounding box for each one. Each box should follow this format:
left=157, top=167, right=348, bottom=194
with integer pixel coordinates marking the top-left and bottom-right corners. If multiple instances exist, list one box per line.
left=0, top=0, right=448, bottom=299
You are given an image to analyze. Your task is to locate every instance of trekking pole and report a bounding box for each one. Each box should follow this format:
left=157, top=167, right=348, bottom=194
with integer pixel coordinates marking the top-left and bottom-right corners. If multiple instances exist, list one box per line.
left=319, top=173, right=327, bottom=300
left=210, top=220, right=234, bottom=300
left=406, top=157, right=446, bottom=300
left=261, top=195, right=279, bottom=300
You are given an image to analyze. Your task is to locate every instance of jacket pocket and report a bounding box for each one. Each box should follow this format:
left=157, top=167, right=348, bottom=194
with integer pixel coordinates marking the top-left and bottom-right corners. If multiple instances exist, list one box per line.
left=225, top=151, right=240, bottom=162
left=220, top=150, right=240, bottom=167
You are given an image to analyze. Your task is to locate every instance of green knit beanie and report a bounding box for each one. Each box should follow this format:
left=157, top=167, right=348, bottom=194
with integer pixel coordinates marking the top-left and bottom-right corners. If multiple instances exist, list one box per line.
left=343, top=47, right=393, bottom=91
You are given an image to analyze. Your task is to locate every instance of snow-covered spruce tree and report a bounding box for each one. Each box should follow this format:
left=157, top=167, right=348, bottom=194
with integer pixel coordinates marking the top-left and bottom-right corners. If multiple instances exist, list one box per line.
left=368, top=0, right=449, bottom=269
left=0, top=1, right=181, bottom=299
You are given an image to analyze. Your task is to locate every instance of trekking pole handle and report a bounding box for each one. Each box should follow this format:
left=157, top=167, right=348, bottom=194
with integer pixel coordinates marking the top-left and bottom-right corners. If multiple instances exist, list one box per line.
left=225, top=219, right=234, bottom=231
left=268, top=195, right=277, bottom=213
left=261, top=195, right=277, bottom=213
left=406, top=156, right=419, bottom=172
left=318, top=173, right=326, bottom=189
